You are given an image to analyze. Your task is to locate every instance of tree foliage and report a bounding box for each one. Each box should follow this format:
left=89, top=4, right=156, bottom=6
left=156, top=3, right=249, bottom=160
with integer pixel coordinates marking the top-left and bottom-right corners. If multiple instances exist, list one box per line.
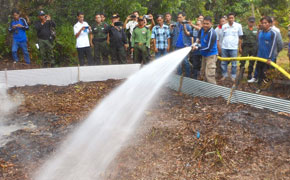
left=0, top=0, right=289, bottom=64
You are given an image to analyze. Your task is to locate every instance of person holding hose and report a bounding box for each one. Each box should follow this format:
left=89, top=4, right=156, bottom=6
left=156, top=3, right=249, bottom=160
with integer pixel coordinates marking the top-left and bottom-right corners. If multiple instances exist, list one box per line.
left=192, top=16, right=218, bottom=84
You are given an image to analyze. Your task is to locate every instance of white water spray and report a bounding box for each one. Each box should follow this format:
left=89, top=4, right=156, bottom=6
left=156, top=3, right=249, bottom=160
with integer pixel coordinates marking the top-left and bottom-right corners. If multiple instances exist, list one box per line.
left=0, top=83, right=18, bottom=119
left=0, top=83, right=22, bottom=145
left=34, top=47, right=191, bottom=180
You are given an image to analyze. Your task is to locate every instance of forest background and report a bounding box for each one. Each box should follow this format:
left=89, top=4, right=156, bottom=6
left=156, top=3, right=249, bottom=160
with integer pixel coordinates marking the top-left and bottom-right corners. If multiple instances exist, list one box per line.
left=0, top=0, right=289, bottom=66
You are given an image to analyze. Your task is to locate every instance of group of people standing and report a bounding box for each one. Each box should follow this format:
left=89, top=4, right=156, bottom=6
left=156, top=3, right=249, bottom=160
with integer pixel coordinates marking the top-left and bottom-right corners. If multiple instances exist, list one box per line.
left=8, top=9, right=284, bottom=88
left=215, top=13, right=283, bottom=86
left=9, top=9, right=56, bottom=67
left=175, top=12, right=283, bottom=87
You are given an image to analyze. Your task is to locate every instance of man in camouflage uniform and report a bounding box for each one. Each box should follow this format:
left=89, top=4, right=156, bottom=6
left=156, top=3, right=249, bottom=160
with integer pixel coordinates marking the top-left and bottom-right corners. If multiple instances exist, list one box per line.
left=240, top=17, right=258, bottom=79
left=131, top=16, right=151, bottom=64
left=90, top=13, right=109, bottom=65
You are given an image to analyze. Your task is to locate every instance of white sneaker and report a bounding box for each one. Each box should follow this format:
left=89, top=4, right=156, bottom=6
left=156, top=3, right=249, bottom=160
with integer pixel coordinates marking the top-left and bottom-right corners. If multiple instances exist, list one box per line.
left=248, top=78, right=257, bottom=83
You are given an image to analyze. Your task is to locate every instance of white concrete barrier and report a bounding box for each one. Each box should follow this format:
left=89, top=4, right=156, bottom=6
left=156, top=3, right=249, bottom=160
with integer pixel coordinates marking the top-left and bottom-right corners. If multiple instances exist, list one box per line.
left=0, top=64, right=141, bottom=88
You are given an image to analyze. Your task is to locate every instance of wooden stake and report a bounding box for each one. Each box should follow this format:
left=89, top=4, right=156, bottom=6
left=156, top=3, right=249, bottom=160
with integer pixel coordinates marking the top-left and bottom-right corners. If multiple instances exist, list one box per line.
left=178, top=73, right=184, bottom=94
left=227, top=67, right=245, bottom=105
left=77, top=64, right=80, bottom=82
left=227, top=85, right=235, bottom=105
left=5, top=68, right=8, bottom=89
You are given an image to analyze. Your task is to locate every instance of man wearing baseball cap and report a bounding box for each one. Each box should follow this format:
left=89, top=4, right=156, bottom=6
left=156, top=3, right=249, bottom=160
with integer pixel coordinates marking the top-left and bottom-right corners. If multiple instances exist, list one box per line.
left=104, top=13, right=128, bottom=64
left=240, top=16, right=258, bottom=80
left=131, top=16, right=151, bottom=64
left=34, top=10, right=56, bottom=67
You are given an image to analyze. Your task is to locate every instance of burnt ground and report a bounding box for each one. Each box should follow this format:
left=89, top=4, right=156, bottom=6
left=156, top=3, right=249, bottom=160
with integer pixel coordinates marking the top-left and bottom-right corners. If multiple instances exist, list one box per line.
left=217, top=77, right=290, bottom=100
left=0, top=80, right=289, bottom=180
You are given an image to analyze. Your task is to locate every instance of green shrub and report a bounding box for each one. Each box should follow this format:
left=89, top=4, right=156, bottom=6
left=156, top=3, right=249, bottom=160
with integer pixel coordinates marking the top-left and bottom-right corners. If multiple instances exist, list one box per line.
left=26, top=27, right=41, bottom=65
left=53, top=23, right=78, bottom=66
left=0, top=24, right=11, bottom=59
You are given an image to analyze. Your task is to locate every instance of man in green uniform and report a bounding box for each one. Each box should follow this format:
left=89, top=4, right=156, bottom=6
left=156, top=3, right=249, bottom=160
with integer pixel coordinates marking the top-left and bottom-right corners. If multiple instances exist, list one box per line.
left=131, top=16, right=151, bottom=64
left=90, top=13, right=109, bottom=65
left=240, top=17, right=258, bottom=80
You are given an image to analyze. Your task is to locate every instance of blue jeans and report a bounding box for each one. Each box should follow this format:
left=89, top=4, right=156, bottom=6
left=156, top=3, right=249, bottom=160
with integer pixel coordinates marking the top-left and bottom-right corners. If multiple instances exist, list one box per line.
left=12, top=41, right=30, bottom=64
left=155, top=49, right=167, bottom=59
left=221, top=49, right=237, bottom=78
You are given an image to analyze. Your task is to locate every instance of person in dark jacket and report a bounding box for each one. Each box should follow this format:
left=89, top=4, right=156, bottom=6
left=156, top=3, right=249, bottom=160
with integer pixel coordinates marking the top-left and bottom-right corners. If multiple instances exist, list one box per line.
left=256, top=16, right=281, bottom=90
left=8, top=9, right=30, bottom=65
left=34, top=10, right=56, bottom=67
left=105, top=14, right=128, bottom=64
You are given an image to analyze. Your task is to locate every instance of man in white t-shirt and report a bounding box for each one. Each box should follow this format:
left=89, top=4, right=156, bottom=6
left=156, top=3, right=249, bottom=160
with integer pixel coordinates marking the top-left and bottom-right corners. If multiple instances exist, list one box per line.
left=124, top=11, right=139, bottom=36
left=270, top=16, right=283, bottom=62
left=271, top=17, right=280, bottom=33
left=215, top=16, right=227, bottom=77
left=74, top=12, right=93, bottom=66
left=124, top=11, right=139, bottom=55
left=220, top=13, right=243, bottom=81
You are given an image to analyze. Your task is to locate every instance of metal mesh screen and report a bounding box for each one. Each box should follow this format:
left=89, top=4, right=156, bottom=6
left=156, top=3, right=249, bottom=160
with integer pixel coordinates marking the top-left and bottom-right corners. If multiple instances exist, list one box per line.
left=168, top=75, right=290, bottom=114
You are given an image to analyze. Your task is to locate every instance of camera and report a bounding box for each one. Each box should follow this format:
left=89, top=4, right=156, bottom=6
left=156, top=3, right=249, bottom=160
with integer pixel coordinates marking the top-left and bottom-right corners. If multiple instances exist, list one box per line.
left=114, top=21, right=123, bottom=27
left=144, top=15, right=150, bottom=19
left=171, top=24, right=176, bottom=28
left=130, top=15, right=136, bottom=19
left=182, top=20, right=189, bottom=24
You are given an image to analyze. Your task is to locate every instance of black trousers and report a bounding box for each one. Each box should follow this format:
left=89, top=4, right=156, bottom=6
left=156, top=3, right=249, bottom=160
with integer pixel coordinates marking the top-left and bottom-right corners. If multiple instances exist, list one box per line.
left=110, top=45, right=127, bottom=64
left=240, top=45, right=257, bottom=79
left=77, top=47, right=93, bottom=66
left=256, top=61, right=270, bottom=85
left=189, top=54, right=202, bottom=79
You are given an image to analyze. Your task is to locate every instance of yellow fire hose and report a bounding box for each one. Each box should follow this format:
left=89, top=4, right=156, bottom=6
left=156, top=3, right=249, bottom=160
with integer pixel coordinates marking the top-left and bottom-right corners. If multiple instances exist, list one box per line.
left=218, top=56, right=290, bottom=105
left=217, top=56, right=290, bottom=79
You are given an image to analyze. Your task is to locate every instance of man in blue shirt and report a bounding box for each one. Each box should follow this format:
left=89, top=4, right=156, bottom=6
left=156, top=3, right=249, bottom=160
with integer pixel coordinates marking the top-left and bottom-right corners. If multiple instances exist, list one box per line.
left=256, top=16, right=280, bottom=87
left=184, top=20, right=202, bottom=79
left=172, top=12, right=193, bottom=77
left=192, top=16, right=218, bottom=84
left=8, top=9, right=30, bottom=64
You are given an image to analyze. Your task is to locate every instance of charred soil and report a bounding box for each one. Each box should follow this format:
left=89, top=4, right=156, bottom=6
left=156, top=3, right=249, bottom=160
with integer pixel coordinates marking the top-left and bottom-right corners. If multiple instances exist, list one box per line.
left=0, top=80, right=289, bottom=180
